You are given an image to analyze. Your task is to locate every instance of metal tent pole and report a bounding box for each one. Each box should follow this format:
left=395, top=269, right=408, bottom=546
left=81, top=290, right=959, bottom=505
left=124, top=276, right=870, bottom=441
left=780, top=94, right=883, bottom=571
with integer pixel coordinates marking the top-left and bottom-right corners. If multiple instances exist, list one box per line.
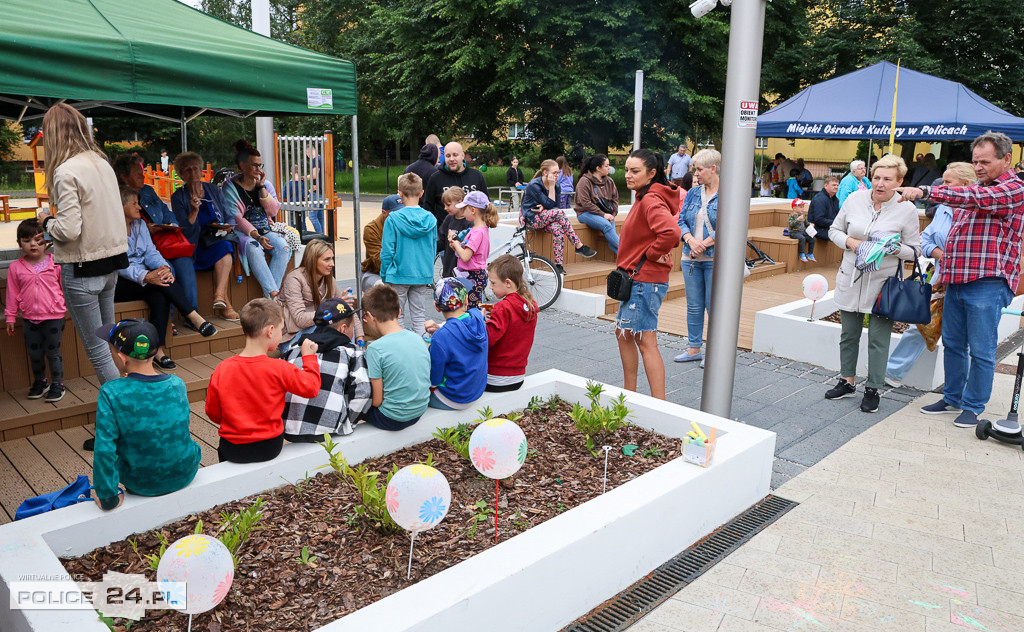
left=700, top=0, right=767, bottom=418
left=631, top=70, right=643, bottom=205
left=180, top=108, right=187, bottom=152
left=352, top=115, right=363, bottom=301
left=252, top=0, right=275, bottom=182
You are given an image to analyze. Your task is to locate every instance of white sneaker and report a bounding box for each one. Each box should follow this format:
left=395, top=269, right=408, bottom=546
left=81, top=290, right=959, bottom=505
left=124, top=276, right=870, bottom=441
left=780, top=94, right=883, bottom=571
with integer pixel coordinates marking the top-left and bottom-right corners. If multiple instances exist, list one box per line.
left=884, top=375, right=902, bottom=388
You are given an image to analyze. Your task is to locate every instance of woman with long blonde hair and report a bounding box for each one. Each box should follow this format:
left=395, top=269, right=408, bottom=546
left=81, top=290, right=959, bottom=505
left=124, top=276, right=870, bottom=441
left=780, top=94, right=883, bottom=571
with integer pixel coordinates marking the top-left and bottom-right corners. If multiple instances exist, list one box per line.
left=278, top=239, right=362, bottom=349
left=520, top=158, right=596, bottom=273
left=38, top=103, right=128, bottom=389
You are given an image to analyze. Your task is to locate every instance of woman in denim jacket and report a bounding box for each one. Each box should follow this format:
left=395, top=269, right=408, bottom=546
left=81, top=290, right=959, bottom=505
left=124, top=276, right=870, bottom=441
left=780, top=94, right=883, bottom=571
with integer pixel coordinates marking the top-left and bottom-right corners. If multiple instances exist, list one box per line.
left=675, top=149, right=721, bottom=366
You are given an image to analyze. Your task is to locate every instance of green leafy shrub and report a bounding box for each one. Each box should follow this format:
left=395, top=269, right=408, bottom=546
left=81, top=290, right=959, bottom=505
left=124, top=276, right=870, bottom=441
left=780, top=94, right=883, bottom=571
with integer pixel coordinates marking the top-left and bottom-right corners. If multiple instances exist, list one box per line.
left=569, top=381, right=632, bottom=457
left=214, top=498, right=265, bottom=568
left=432, top=423, right=474, bottom=460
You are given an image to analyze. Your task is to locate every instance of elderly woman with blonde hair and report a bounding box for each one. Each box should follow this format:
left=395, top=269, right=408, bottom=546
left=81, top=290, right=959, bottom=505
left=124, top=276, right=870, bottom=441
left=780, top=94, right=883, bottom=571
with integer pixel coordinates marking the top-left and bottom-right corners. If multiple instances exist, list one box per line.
left=838, top=159, right=872, bottom=207
left=825, top=154, right=921, bottom=413
left=883, top=161, right=977, bottom=388
left=674, top=148, right=721, bottom=366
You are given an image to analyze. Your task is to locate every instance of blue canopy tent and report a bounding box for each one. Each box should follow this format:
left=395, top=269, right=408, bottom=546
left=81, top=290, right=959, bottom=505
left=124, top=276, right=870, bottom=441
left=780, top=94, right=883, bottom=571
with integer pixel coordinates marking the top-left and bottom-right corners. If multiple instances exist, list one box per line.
left=757, top=62, right=1024, bottom=141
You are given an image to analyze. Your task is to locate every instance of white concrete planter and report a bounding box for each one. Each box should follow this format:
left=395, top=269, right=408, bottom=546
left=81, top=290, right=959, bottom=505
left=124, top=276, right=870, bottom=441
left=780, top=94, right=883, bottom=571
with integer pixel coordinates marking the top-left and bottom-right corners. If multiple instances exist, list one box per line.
left=0, top=370, right=775, bottom=632
left=752, top=291, right=1024, bottom=390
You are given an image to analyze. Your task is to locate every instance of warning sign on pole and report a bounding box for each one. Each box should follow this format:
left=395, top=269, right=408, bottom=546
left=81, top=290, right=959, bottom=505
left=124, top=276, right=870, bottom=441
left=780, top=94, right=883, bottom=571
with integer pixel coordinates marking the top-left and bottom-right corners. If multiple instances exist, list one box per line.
left=738, top=100, right=758, bottom=128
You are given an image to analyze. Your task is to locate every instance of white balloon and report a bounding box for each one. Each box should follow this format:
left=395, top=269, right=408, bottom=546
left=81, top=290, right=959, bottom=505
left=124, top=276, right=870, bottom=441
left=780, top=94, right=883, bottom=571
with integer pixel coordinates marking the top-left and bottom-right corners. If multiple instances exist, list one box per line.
left=469, top=418, right=527, bottom=480
left=802, top=273, right=829, bottom=301
left=156, top=534, right=234, bottom=615
left=386, top=465, right=452, bottom=532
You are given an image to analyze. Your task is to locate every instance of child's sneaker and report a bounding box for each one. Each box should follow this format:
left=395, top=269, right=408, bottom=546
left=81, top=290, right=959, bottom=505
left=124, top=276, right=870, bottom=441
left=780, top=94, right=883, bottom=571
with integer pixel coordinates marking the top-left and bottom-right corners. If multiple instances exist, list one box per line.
left=807, top=254, right=817, bottom=262
left=799, top=254, right=808, bottom=262
left=45, top=383, right=65, bottom=403
left=27, top=379, right=48, bottom=399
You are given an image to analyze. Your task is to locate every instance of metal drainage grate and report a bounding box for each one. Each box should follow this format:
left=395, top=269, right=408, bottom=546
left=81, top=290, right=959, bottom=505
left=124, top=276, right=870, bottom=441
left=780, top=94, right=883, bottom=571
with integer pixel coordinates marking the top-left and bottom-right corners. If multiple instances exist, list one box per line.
left=562, top=495, right=798, bottom=632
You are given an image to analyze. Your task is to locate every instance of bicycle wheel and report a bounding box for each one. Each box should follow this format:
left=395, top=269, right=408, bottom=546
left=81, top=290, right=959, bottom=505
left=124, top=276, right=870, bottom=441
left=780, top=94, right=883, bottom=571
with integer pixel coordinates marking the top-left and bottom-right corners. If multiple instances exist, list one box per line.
left=433, top=251, right=444, bottom=284
left=517, top=252, right=562, bottom=310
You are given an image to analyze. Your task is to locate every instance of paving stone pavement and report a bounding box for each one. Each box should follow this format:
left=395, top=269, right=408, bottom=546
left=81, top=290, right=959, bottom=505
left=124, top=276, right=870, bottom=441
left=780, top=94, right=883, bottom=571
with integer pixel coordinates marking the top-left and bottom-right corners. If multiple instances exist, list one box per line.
left=521, top=308, right=926, bottom=489
left=625, top=367, right=1024, bottom=632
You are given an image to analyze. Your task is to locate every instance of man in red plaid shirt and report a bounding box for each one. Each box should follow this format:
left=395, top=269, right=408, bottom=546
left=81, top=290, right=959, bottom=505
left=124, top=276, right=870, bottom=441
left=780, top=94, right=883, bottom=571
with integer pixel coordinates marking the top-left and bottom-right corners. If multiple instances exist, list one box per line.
left=901, top=132, right=1024, bottom=430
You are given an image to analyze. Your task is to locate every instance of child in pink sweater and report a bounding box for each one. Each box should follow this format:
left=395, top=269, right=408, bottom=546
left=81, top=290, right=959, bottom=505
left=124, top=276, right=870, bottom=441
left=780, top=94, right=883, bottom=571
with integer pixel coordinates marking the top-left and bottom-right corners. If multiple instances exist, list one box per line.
left=5, top=219, right=67, bottom=402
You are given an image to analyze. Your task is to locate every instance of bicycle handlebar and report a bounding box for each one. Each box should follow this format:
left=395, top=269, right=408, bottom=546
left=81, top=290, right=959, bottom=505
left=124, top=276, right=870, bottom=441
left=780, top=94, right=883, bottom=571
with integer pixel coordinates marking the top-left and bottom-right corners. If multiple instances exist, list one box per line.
left=1002, top=308, right=1024, bottom=317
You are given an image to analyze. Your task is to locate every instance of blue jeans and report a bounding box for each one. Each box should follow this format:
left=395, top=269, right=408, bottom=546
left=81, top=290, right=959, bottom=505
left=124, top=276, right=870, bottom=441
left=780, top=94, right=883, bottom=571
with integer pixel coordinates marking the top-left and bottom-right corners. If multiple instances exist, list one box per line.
left=309, top=209, right=325, bottom=234
left=942, top=278, right=1014, bottom=414
left=577, top=212, right=619, bottom=253
left=428, top=391, right=457, bottom=410
left=680, top=259, right=713, bottom=349
left=245, top=232, right=290, bottom=298
left=168, top=257, right=198, bottom=312
left=886, top=325, right=927, bottom=380
left=60, top=266, right=120, bottom=384
left=615, top=281, right=667, bottom=333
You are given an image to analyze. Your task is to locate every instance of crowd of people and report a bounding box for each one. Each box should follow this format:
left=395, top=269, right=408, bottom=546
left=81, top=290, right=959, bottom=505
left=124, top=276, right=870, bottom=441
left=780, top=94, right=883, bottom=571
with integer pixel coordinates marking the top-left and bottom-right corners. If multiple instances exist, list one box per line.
left=7, top=103, right=1023, bottom=510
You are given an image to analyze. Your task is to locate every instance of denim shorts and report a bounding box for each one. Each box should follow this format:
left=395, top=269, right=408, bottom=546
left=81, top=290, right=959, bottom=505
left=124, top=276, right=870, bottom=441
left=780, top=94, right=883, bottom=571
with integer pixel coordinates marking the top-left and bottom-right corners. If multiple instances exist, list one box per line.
left=615, top=281, right=667, bottom=333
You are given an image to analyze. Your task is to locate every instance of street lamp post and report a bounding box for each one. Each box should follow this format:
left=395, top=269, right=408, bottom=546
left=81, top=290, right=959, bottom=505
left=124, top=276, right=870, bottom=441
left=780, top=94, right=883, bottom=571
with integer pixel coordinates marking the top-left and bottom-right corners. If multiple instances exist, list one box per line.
left=701, top=0, right=767, bottom=418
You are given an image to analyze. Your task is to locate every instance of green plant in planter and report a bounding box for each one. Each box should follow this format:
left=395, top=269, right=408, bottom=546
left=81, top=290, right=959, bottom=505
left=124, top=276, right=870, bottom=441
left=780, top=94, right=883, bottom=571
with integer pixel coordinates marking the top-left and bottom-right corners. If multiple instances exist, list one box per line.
left=526, top=395, right=544, bottom=413
left=569, top=381, right=632, bottom=457
left=432, top=423, right=475, bottom=459
left=320, top=434, right=403, bottom=535
left=295, top=545, right=319, bottom=566
left=475, top=405, right=495, bottom=423
left=466, top=500, right=495, bottom=539
left=214, top=498, right=265, bottom=568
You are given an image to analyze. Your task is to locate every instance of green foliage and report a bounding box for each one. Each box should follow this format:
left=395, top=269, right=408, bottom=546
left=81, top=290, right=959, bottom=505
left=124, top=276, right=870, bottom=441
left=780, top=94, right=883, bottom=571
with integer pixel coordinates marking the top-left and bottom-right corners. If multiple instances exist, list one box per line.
left=214, top=498, right=266, bottom=568
left=319, top=434, right=402, bottom=534
left=569, top=381, right=632, bottom=457
left=139, top=532, right=169, bottom=572
left=432, top=423, right=475, bottom=460
left=295, top=545, right=319, bottom=566
left=526, top=396, right=544, bottom=413
left=642, top=447, right=665, bottom=459
left=475, top=406, right=495, bottom=423
left=466, top=500, right=495, bottom=539
left=98, top=614, right=134, bottom=631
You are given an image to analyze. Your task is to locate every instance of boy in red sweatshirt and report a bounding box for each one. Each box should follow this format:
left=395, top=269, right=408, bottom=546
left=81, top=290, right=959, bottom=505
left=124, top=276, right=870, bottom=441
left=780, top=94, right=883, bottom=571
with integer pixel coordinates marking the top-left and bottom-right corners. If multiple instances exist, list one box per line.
left=207, top=298, right=321, bottom=463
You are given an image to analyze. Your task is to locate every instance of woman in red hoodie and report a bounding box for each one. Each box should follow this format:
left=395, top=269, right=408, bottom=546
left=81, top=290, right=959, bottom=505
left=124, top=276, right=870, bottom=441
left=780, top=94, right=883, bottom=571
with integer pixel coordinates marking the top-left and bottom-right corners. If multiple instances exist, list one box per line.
left=615, top=149, right=682, bottom=400
left=484, top=254, right=539, bottom=392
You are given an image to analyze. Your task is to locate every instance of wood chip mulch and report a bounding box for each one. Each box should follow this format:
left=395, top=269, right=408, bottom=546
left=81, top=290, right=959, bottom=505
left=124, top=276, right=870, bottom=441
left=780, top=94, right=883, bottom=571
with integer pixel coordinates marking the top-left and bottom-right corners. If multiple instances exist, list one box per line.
left=62, top=400, right=681, bottom=632
left=821, top=310, right=910, bottom=334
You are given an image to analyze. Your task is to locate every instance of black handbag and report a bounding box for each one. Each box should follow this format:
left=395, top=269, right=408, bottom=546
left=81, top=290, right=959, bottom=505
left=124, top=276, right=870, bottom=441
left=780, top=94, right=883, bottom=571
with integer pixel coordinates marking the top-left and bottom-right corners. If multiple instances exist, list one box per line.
left=199, top=225, right=240, bottom=250
left=594, top=186, right=617, bottom=215
left=607, top=255, right=646, bottom=301
left=872, top=252, right=932, bottom=324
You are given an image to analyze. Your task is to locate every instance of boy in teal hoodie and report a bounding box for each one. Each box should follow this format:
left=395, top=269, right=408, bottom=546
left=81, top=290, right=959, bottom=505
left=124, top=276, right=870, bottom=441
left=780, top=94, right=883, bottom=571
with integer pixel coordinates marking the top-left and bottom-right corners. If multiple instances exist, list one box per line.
left=380, top=172, right=438, bottom=336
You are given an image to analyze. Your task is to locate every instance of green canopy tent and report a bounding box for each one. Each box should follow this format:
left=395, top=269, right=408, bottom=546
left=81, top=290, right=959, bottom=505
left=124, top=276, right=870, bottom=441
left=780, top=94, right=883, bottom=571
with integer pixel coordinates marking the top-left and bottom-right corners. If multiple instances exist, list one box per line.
left=0, top=0, right=367, bottom=286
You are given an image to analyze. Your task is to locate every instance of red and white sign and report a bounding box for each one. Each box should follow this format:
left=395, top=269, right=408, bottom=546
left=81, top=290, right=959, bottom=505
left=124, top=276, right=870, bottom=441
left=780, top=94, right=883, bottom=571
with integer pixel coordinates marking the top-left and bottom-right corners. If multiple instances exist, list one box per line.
left=738, top=100, right=758, bottom=128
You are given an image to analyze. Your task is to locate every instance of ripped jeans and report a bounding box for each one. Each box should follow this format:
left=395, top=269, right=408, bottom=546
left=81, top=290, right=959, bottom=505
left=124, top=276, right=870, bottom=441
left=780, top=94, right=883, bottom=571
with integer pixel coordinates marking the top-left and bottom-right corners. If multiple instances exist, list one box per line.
left=615, top=281, right=667, bottom=334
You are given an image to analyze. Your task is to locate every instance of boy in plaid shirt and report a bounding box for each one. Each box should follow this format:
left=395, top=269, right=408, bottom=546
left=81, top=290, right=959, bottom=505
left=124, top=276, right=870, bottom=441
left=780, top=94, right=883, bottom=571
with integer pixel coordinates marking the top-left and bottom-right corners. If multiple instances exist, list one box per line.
left=282, top=298, right=371, bottom=441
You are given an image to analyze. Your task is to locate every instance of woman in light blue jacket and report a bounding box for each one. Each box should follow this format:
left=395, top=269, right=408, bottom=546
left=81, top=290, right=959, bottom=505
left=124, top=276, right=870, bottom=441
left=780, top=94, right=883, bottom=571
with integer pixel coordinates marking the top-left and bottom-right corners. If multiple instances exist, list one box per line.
left=674, top=149, right=721, bottom=367
left=837, top=159, right=872, bottom=207
left=884, top=162, right=976, bottom=387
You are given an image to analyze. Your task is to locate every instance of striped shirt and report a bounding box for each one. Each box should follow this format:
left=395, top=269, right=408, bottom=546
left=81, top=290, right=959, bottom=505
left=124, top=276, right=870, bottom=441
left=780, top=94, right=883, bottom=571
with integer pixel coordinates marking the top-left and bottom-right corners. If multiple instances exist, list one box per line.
left=931, top=170, right=1024, bottom=289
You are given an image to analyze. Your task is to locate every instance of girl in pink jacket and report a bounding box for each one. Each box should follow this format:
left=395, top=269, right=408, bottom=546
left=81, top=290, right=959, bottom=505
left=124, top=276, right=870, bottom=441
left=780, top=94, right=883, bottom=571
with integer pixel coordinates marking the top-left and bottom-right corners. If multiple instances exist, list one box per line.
left=5, top=219, right=67, bottom=402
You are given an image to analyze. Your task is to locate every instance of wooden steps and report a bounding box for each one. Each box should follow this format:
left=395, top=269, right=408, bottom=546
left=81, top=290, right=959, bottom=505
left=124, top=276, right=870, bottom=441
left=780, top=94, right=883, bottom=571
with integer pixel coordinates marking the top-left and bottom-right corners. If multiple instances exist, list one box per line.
left=0, top=399, right=227, bottom=524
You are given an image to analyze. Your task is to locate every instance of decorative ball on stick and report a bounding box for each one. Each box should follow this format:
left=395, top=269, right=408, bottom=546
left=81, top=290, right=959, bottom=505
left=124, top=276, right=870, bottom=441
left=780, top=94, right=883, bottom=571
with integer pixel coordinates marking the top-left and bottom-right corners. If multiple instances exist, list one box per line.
left=802, top=273, right=829, bottom=320
left=469, top=418, right=528, bottom=542
left=386, top=464, right=452, bottom=533
left=156, top=534, right=234, bottom=616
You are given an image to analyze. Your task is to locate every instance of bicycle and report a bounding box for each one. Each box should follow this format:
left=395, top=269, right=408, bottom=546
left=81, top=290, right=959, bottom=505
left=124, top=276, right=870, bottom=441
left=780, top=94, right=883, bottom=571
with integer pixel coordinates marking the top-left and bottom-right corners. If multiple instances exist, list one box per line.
left=433, top=225, right=563, bottom=310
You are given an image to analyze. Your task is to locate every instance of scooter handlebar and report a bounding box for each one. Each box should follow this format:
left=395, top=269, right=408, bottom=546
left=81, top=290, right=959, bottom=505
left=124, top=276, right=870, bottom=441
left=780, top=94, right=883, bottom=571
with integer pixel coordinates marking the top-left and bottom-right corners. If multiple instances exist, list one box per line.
left=1002, top=308, right=1024, bottom=316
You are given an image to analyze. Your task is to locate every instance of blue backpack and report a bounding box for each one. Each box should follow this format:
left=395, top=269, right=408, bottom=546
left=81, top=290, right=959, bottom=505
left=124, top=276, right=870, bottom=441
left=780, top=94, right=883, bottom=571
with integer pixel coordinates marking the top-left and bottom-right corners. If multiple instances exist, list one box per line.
left=15, top=475, right=93, bottom=520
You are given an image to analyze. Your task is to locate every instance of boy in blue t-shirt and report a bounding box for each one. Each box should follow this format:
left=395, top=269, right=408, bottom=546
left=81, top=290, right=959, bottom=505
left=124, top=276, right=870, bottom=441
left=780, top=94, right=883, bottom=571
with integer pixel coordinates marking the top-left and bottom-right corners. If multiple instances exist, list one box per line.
left=786, top=168, right=803, bottom=199
left=360, top=285, right=431, bottom=430
left=423, top=277, right=488, bottom=410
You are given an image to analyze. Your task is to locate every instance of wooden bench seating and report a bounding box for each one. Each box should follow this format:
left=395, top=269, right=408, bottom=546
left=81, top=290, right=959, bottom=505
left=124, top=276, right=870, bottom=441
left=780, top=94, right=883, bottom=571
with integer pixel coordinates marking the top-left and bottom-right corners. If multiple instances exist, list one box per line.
left=0, top=267, right=272, bottom=440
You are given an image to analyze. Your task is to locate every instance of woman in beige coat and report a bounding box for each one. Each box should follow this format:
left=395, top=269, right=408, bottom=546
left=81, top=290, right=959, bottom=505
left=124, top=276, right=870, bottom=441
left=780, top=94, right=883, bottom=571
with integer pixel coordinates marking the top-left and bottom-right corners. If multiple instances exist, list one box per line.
left=38, top=104, right=128, bottom=388
left=278, top=240, right=362, bottom=350
left=825, top=154, right=921, bottom=413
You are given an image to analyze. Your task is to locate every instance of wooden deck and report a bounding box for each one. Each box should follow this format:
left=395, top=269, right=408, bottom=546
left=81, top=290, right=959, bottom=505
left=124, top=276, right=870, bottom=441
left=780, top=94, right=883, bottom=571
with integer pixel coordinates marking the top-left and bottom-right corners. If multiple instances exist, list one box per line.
left=0, top=390, right=227, bottom=525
